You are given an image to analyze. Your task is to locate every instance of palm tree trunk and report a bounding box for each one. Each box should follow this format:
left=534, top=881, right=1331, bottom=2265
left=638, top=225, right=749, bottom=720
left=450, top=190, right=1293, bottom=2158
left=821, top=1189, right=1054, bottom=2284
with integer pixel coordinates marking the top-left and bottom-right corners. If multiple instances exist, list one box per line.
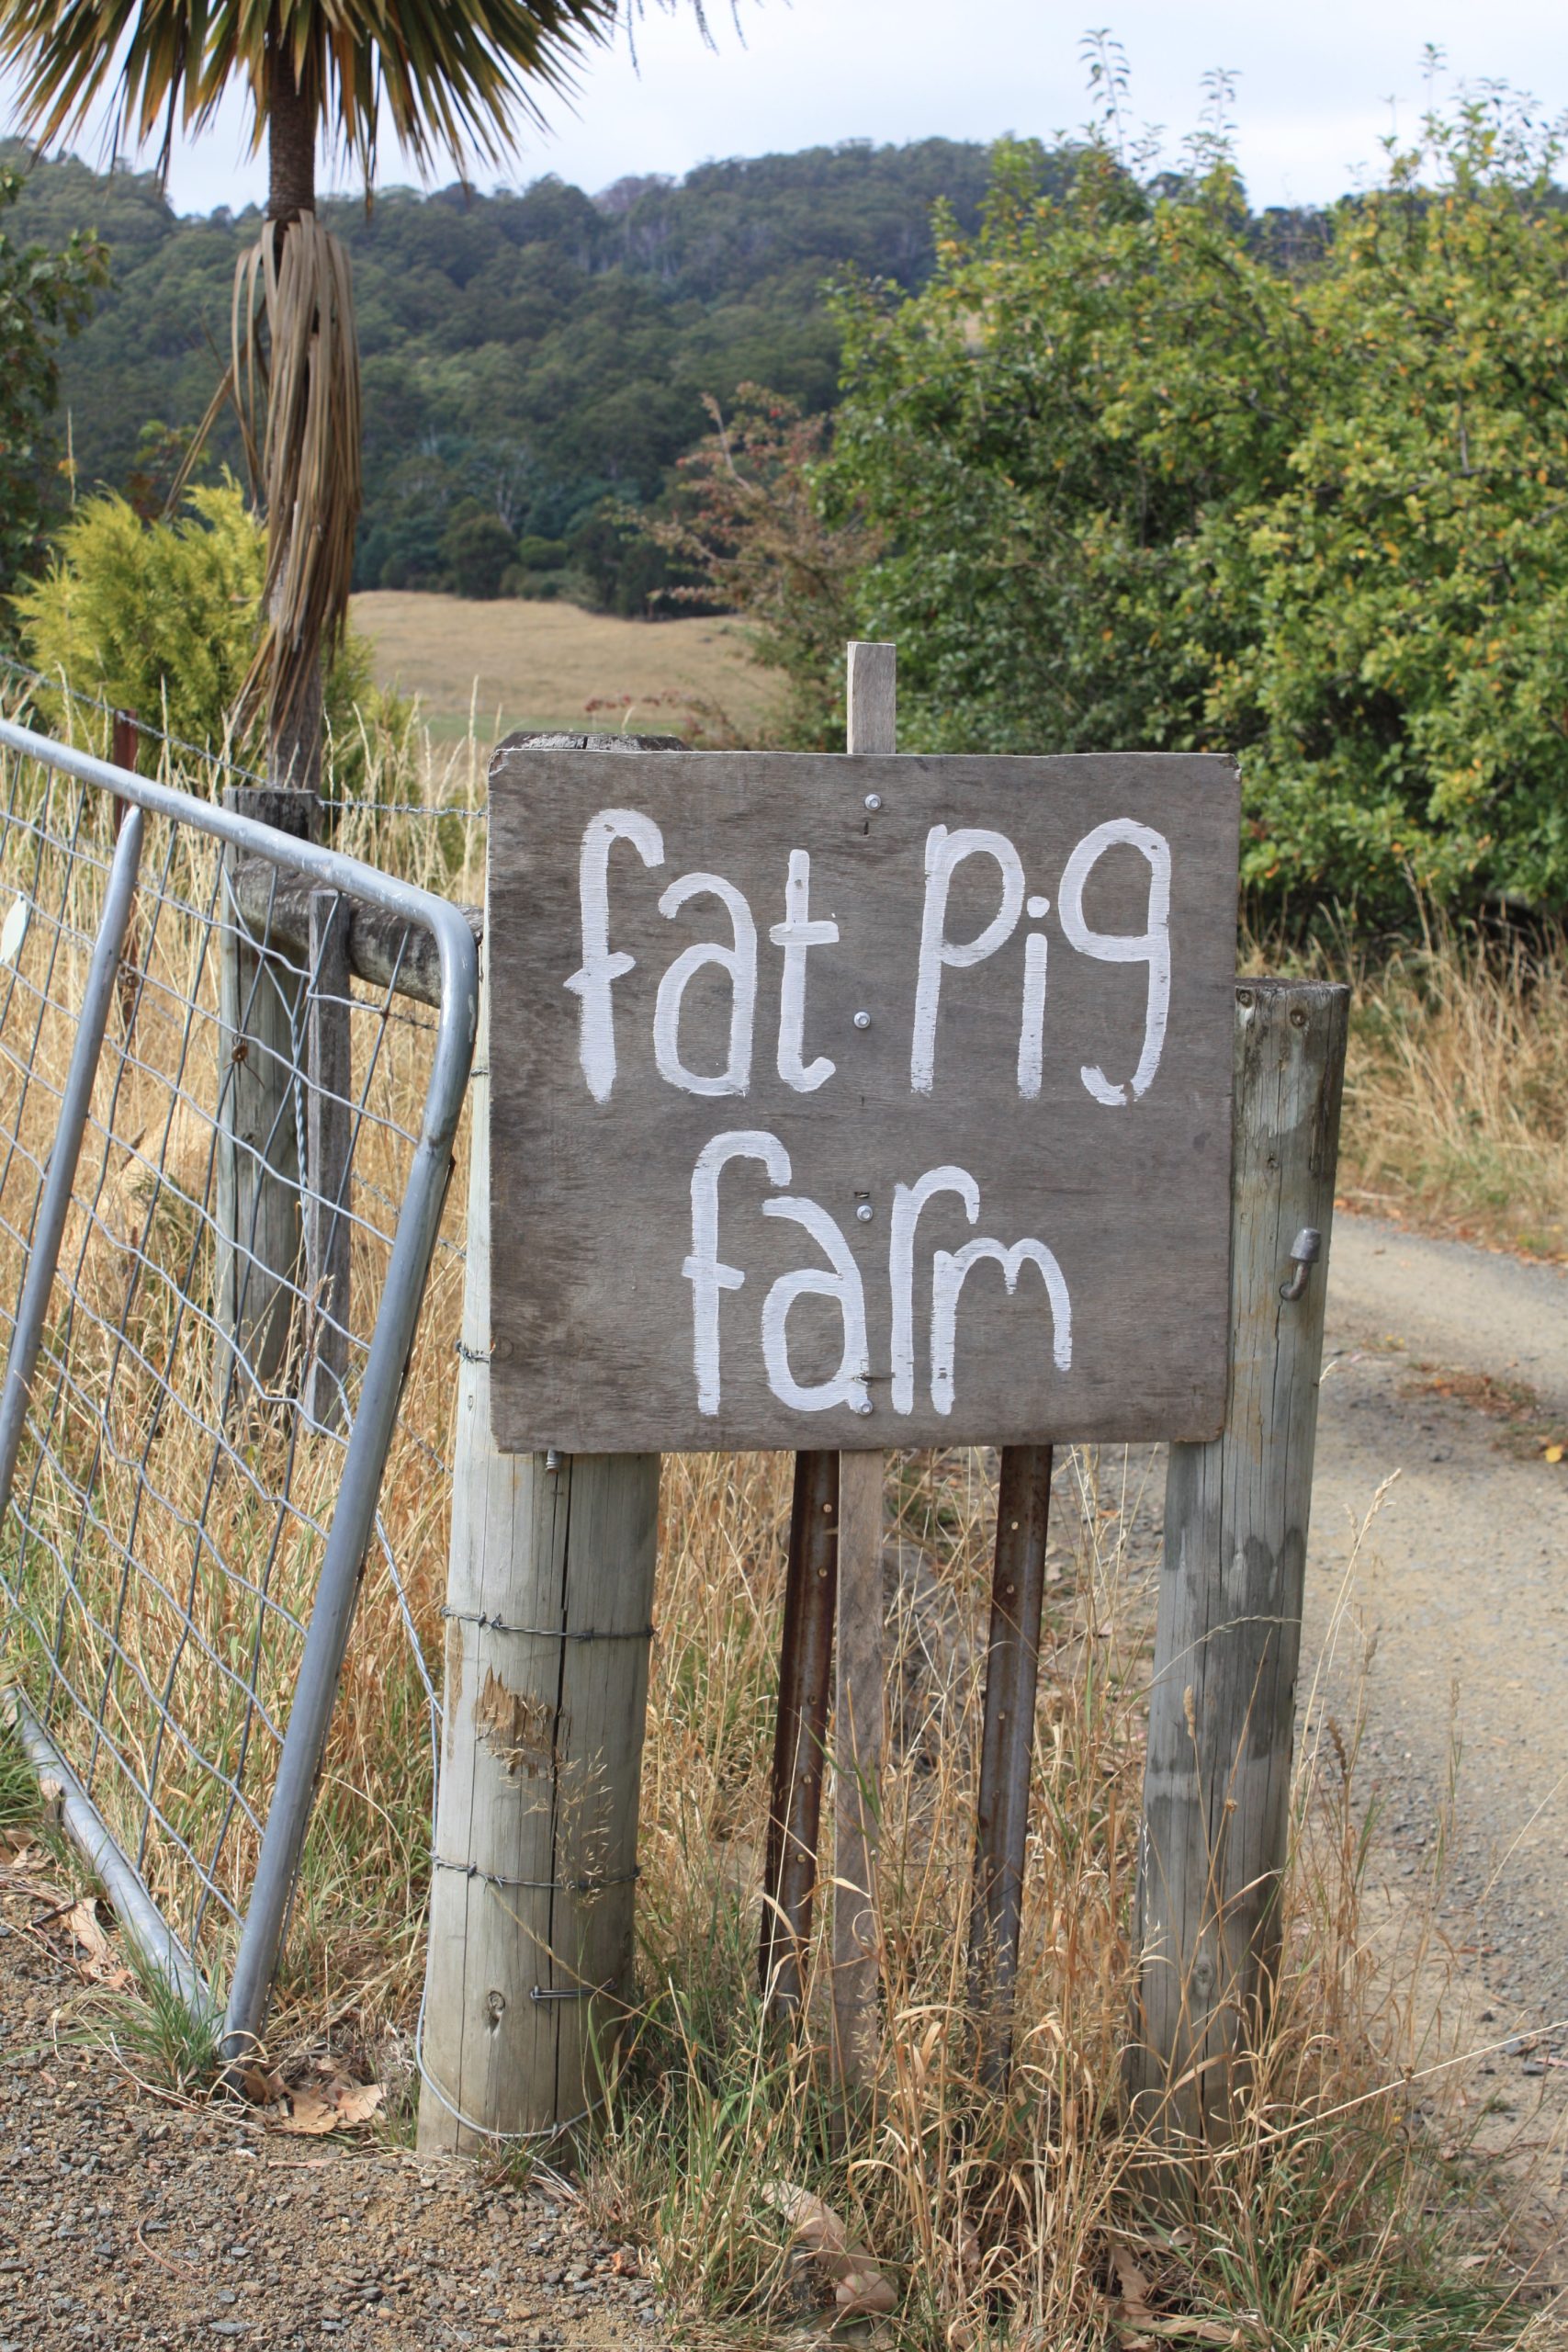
left=265, top=32, right=323, bottom=795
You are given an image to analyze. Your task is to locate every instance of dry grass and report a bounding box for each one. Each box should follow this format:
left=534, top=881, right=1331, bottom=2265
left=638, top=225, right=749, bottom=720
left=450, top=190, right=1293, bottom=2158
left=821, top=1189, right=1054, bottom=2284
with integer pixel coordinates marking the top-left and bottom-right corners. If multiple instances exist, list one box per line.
left=351, top=591, right=773, bottom=749
left=0, top=710, right=490, bottom=2013
left=573, top=1467, right=1541, bottom=2351
left=1303, top=917, right=1568, bottom=1262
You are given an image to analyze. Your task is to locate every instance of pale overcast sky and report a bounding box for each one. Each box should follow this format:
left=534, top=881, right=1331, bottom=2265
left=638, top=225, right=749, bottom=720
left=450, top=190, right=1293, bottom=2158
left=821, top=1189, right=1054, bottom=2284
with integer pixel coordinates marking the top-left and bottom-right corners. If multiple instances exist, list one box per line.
left=6, top=0, right=1563, bottom=217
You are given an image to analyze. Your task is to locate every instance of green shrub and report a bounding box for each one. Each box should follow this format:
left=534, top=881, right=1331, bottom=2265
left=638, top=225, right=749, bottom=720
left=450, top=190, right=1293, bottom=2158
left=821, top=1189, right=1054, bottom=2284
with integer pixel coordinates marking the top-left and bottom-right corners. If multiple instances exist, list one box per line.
left=438, top=509, right=516, bottom=600
left=14, top=479, right=265, bottom=752
left=513, top=534, right=569, bottom=571
left=13, top=479, right=405, bottom=788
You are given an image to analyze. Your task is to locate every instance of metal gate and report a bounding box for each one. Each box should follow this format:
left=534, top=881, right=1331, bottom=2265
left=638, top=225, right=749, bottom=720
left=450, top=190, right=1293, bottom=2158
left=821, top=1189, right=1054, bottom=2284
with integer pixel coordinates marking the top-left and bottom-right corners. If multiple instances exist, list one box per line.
left=0, top=714, right=477, bottom=2063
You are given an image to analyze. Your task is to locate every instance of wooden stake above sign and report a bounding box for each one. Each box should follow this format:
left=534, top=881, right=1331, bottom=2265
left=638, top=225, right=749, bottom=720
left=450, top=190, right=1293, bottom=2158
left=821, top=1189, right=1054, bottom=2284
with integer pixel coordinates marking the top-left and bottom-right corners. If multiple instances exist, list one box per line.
left=487, top=747, right=1241, bottom=1455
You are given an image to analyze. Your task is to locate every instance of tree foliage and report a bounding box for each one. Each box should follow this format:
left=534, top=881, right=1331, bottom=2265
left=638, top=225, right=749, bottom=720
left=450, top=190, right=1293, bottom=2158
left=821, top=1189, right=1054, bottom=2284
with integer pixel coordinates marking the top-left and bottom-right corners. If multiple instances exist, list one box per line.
left=822, top=90, right=1568, bottom=918
left=3, top=138, right=1000, bottom=608
left=0, top=0, right=609, bottom=188
left=648, top=387, right=879, bottom=745
left=0, top=163, right=106, bottom=616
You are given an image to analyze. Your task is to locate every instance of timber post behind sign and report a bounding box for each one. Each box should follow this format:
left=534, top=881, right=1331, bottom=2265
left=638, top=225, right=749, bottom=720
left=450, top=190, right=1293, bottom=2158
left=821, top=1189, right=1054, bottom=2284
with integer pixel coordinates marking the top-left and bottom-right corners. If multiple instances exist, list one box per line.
left=487, top=747, right=1241, bottom=1455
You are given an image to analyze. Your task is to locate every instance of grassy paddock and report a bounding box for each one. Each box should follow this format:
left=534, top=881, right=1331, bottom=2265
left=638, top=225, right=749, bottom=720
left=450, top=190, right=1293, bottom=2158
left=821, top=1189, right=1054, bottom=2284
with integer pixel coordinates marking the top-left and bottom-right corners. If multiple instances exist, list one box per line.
left=350, top=591, right=773, bottom=749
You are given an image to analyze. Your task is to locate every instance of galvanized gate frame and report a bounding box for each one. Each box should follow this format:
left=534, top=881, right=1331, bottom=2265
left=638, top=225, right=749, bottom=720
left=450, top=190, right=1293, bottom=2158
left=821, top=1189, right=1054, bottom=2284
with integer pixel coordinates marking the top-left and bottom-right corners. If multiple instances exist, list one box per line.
left=0, top=717, right=479, bottom=2064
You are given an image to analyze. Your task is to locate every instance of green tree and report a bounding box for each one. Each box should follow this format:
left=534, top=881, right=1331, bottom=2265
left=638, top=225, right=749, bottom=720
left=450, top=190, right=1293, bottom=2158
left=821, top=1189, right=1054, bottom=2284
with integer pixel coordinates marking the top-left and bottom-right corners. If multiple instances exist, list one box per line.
left=818, top=90, right=1568, bottom=921
left=0, top=0, right=702, bottom=787
left=0, top=162, right=105, bottom=616
left=439, top=505, right=516, bottom=599
left=3, top=135, right=1001, bottom=615
left=1199, top=95, right=1568, bottom=910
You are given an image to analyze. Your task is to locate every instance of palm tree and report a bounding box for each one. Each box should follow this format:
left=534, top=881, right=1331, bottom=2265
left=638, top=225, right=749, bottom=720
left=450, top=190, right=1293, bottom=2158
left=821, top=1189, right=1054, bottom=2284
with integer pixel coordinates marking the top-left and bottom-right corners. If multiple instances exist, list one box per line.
left=0, top=0, right=680, bottom=788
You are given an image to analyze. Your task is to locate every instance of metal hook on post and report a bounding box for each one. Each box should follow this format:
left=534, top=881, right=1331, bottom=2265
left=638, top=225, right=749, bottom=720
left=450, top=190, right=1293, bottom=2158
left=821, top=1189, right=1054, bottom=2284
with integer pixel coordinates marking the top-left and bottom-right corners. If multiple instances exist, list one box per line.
left=1279, top=1227, right=1322, bottom=1303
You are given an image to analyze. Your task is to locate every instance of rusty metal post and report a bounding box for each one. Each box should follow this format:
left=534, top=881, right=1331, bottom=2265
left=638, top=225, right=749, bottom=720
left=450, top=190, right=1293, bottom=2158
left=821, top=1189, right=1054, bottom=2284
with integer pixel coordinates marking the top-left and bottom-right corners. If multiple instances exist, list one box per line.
left=968, top=1442, right=1055, bottom=2087
left=761, top=1449, right=840, bottom=2012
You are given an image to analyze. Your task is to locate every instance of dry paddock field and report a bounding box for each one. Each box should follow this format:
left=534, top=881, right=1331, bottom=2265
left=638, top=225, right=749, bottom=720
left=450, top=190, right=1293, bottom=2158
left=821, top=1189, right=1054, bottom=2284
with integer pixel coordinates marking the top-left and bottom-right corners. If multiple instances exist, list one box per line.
left=350, top=592, right=773, bottom=748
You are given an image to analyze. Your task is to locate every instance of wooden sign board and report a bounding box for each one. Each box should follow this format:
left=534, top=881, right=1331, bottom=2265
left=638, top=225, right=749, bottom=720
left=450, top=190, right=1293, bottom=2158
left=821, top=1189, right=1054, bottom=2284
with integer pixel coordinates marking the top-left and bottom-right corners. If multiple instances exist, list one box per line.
left=488, top=747, right=1240, bottom=1455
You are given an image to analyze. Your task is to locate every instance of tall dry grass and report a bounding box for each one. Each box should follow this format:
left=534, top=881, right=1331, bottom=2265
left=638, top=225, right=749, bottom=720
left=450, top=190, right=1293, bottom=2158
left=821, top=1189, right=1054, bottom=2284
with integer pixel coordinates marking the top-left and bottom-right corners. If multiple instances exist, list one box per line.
left=0, top=702, right=488, bottom=2005
left=1317, top=916, right=1567, bottom=1262
left=580, top=1463, right=1535, bottom=2351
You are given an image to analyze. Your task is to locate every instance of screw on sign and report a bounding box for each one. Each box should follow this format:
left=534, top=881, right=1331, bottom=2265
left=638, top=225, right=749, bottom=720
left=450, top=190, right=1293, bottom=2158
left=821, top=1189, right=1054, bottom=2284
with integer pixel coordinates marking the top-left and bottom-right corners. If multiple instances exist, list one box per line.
left=486, top=749, right=1240, bottom=1456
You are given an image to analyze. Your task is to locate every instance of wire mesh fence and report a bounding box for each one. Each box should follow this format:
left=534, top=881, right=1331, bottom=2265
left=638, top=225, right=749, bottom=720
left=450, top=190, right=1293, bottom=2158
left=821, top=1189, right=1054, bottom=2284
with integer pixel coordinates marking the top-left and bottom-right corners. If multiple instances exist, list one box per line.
left=0, top=707, right=479, bottom=2045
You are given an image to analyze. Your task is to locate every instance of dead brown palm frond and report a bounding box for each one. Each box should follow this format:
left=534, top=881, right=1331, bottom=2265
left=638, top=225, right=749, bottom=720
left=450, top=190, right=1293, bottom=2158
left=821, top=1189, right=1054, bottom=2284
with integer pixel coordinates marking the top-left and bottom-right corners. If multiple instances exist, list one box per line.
left=231, top=214, right=362, bottom=754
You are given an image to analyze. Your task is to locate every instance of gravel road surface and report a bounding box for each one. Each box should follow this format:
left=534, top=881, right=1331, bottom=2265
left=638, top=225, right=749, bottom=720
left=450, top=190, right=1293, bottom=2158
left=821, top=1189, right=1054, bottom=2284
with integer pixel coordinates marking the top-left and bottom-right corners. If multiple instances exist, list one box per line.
left=1303, top=1214, right=1568, bottom=2246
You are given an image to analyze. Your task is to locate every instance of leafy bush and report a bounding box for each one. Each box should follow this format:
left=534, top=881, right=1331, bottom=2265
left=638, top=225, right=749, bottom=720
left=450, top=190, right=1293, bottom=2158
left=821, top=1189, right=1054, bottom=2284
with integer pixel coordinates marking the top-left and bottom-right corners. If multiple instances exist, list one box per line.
left=437, top=507, right=515, bottom=600
left=14, top=480, right=265, bottom=751
left=14, top=478, right=403, bottom=788
left=648, top=387, right=880, bottom=744
left=801, top=86, right=1568, bottom=921
left=513, top=534, right=568, bottom=570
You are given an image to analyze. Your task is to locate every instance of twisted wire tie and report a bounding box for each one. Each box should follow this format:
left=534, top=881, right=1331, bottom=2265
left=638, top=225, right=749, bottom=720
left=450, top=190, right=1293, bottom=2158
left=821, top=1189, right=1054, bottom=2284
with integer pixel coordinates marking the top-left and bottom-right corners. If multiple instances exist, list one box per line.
left=439, top=1605, right=654, bottom=1643
left=432, top=1856, right=640, bottom=1894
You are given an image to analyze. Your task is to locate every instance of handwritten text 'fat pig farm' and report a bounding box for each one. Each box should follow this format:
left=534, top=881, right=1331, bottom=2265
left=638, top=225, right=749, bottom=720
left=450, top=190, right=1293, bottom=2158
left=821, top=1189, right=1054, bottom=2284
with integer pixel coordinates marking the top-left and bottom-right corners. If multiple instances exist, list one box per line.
left=565, top=805, right=1176, bottom=1422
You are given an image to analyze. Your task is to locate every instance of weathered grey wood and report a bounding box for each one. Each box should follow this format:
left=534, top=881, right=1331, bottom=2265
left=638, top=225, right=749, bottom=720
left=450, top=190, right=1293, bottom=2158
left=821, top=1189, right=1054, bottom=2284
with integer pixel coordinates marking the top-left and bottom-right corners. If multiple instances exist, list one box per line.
left=846, top=639, right=897, bottom=759
left=214, top=786, right=314, bottom=1405
left=1128, top=977, right=1348, bottom=2147
left=487, top=746, right=1241, bottom=1453
left=420, top=736, right=680, bottom=2153
left=302, top=888, right=353, bottom=1431
left=417, top=958, right=661, bottom=2148
left=229, top=731, right=673, bottom=1012
left=969, top=1442, right=1054, bottom=2088
left=828, top=642, right=897, bottom=2086
left=831, top=1446, right=885, bottom=2085
left=231, top=860, right=477, bottom=1010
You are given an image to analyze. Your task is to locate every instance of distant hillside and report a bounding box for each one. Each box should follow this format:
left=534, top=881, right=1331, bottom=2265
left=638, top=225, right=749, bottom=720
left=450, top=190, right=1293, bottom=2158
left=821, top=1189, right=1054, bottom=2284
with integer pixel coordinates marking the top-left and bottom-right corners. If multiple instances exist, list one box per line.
left=5, top=137, right=1022, bottom=609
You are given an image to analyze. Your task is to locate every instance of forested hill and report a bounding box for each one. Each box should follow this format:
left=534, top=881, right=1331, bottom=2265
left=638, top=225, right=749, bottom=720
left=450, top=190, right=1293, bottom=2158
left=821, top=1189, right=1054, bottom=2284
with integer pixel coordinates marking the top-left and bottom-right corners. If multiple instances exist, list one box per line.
left=4, top=137, right=1010, bottom=605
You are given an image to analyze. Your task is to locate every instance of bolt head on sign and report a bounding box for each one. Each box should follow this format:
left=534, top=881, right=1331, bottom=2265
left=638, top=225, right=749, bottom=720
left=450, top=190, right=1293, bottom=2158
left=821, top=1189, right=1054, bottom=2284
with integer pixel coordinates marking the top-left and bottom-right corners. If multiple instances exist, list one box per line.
left=487, top=747, right=1240, bottom=1454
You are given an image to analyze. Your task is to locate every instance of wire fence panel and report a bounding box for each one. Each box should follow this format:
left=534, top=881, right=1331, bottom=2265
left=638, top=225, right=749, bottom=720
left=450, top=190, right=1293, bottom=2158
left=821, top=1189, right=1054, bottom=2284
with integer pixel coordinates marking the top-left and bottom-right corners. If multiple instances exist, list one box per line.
left=0, top=719, right=478, bottom=2041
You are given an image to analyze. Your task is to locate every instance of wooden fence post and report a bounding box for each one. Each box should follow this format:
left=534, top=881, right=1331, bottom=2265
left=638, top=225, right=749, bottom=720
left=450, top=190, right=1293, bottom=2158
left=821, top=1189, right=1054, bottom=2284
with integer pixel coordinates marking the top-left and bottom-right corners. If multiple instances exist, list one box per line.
left=419, top=742, right=671, bottom=2153
left=832, top=643, right=896, bottom=2086
left=761, top=642, right=896, bottom=2079
left=215, top=786, right=315, bottom=1406
left=1128, top=977, right=1348, bottom=2146
left=968, top=1442, right=1055, bottom=2087
left=760, top=1451, right=839, bottom=2011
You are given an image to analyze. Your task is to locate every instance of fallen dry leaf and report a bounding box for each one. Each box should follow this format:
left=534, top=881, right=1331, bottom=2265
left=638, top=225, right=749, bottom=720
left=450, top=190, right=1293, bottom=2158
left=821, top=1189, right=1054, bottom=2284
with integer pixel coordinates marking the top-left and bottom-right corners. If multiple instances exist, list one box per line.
left=761, top=2181, right=897, bottom=2319
left=62, top=1896, right=132, bottom=1990
left=1118, top=2324, right=1243, bottom=2346
left=275, top=2072, right=385, bottom=2136
left=1114, top=2247, right=1155, bottom=2320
